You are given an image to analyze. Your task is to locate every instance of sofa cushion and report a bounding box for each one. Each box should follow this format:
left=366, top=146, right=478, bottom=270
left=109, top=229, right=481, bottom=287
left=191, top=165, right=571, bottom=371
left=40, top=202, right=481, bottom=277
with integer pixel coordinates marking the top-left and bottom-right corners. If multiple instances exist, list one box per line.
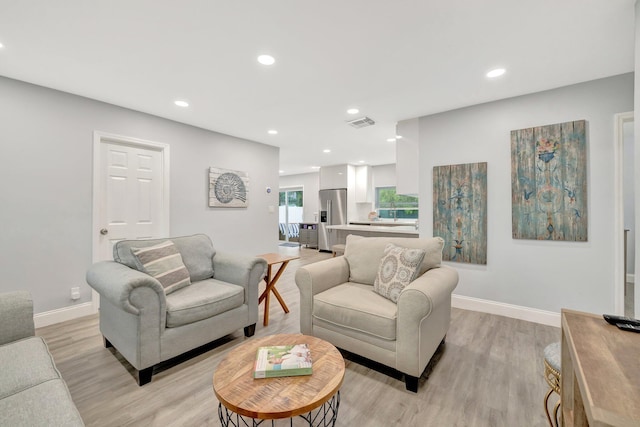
left=0, top=336, right=62, bottom=400
left=165, top=278, right=245, bottom=328
left=344, top=235, right=444, bottom=285
left=374, top=243, right=426, bottom=303
left=113, top=234, right=216, bottom=282
left=313, top=282, right=397, bottom=341
left=0, top=379, right=84, bottom=426
left=131, top=240, right=191, bottom=294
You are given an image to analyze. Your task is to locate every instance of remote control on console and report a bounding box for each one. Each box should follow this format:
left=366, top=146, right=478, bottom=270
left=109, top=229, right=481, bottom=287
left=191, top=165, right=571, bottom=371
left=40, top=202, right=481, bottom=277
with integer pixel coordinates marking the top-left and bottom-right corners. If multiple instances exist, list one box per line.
left=616, top=323, right=640, bottom=333
left=603, top=314, right=640, bottom=327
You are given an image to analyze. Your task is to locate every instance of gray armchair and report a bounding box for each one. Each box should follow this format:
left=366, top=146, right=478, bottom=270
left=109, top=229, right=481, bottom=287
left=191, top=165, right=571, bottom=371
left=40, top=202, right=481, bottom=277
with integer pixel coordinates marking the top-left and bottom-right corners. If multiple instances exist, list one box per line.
left=86, top=234, right=267, bottom=385
left=295, top=235, right=458, bottom=392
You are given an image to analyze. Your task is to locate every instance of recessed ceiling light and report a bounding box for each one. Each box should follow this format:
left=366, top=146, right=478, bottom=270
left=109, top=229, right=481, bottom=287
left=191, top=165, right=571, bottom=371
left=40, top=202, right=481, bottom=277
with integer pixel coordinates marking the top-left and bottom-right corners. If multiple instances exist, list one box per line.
left=258, top=55, right=275, bottom=65
left=486, top=68, right=506, bottom=78
left=0, top=43, right=4, bottom=49
left=387, top=138, right=396, bottom=142
left=279, top=170, right=284, bottom=174
left=395, top=135, right=403, bottom=139
left=174, top=100, right=189, bottom=107
left=358, top=160, right=365, bottom=163
left=323, top=149, right=331, bottom=153
left=347, top=108, right=359, bottom=115
left=311, top=166, right=320, bottom=169
left=268, top=129, right=278, bottom=135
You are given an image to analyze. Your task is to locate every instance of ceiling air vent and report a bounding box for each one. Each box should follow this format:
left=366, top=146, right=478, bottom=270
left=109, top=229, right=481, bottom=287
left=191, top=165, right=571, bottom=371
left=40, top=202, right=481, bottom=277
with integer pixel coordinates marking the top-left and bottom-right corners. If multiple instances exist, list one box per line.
left=347, top=116, right=375, bottom=128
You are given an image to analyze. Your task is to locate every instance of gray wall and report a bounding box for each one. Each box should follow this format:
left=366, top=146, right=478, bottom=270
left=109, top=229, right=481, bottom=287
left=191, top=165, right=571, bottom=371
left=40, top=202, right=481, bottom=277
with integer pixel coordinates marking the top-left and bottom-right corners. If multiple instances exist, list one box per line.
left=414, top=73, right=633, bottom=314
left=0, top=76, right=279, bottom=314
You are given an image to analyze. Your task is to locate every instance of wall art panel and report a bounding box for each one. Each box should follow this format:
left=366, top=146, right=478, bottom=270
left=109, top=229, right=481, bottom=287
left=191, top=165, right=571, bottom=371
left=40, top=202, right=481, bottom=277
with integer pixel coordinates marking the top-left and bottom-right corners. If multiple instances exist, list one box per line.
left=433, top=162, right=487, bottom=264
left=511, top=120, right=587, bottom=241
left=209, top=167, right=249, bottom=208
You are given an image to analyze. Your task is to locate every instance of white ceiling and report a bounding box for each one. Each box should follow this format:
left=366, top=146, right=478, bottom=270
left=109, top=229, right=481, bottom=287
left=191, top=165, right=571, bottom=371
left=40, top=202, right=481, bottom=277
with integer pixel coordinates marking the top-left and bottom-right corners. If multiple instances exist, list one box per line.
left=0, top=1, right=635, bottom=176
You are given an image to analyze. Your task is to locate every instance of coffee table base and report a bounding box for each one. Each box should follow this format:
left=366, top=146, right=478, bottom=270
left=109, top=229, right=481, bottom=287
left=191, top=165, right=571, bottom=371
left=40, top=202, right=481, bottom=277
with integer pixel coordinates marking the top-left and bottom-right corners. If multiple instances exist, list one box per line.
left=218, top=392, right=340, bottom=427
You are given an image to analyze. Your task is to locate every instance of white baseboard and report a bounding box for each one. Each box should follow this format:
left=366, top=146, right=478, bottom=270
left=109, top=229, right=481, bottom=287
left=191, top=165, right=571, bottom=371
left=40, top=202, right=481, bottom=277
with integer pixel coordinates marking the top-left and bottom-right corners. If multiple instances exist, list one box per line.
left=452, top=294, right=560, bottom=328
left=627, top=274, right=635, bottom=284
left=34, top=302, right=97, bottom=329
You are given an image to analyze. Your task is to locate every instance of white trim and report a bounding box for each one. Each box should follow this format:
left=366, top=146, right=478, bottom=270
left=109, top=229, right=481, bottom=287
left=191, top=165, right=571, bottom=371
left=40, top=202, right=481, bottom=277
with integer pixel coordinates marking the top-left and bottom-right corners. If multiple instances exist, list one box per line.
left=614, top=112, right=634, bottom=315
left=627, top=274, right=635, bottom=284
left=34, top=302, right=95, bottom=329
left=452, top=294, right=561, bottom=327
left=91, top=131, right=171, bottom=312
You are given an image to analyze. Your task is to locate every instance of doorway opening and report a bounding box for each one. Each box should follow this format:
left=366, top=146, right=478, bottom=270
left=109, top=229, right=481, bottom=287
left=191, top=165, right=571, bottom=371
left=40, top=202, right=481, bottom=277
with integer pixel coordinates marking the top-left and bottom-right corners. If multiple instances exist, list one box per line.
left=279, top=187, right=303, bottom=244
left=615, top=112, right=634, bottom=316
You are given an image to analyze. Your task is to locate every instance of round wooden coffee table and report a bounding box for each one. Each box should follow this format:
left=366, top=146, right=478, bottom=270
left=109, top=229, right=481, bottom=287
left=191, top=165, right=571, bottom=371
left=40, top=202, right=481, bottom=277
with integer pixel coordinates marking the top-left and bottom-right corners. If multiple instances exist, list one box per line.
left=213, top=334, right=345, bottom=426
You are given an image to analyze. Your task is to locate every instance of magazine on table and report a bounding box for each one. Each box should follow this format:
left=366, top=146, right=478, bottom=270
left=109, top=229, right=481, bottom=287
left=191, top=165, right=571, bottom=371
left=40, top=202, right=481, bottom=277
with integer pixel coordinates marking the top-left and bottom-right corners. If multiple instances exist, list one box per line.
left=253, top=344, right=312, bottom=378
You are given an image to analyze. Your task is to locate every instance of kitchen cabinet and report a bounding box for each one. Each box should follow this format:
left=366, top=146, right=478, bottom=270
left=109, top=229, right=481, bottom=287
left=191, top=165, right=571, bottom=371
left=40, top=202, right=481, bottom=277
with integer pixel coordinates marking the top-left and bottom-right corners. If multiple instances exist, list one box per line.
left=299, top=223, right=318, bottom=248
left=355, top=165, right=372, bottom=203
left=319, top=165, right=349, bottom=190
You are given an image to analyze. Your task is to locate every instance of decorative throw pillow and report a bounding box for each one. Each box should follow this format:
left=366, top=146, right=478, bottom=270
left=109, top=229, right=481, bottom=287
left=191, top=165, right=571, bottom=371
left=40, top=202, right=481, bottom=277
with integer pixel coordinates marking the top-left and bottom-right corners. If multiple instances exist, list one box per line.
left=373, top=243, right=426, bottom=303
left=131, top=240, right=191, bottom=294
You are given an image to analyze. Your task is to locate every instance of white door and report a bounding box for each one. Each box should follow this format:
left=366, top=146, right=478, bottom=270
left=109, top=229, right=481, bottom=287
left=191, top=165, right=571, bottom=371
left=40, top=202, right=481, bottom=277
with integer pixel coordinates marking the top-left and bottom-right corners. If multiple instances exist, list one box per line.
left=92, top=132, right=170, bottom=308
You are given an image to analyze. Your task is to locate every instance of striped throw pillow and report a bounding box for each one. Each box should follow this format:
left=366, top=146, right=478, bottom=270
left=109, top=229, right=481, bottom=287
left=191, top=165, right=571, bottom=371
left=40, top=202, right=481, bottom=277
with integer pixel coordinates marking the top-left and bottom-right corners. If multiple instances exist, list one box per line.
left=131, top=240, right=191, bottom=294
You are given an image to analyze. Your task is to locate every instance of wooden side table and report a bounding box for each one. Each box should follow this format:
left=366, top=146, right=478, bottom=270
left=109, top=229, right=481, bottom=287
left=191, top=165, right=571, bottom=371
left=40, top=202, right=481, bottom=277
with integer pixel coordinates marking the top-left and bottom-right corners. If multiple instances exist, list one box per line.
left=561, top=309, right=640, bottom=426
left=213, top=334, right=345, bottom=426
left=256, top=253, right=299, bottom=326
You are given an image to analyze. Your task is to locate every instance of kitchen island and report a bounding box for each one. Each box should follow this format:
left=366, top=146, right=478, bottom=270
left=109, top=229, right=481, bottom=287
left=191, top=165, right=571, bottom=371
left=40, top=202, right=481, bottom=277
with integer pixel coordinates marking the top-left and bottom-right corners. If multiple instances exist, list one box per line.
left=327, top=224, right=419, bottom=245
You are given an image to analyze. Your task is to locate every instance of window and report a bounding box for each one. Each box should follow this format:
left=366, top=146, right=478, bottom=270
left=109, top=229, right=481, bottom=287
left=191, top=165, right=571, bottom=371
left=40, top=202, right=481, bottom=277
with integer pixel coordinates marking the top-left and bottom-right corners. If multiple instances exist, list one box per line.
left=375, top=187, right=419, bottom=219
left=279, top=190, right=303, bottom=208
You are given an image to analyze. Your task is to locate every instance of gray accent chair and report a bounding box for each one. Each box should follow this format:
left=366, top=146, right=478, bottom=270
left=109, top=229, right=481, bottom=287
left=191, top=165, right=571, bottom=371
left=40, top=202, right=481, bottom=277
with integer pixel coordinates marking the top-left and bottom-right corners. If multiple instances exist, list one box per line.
left=0, top=291, right=84, bottom=426
left=295, top=235, right=458, bottom=392
left=86, top=234, right=267, bottom=385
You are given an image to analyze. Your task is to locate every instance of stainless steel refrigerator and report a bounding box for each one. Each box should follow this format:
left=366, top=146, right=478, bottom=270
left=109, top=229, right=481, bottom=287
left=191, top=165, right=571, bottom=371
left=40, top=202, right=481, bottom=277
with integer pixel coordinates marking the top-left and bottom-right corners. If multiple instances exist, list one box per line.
left=318, top=188, right=347, bottom=252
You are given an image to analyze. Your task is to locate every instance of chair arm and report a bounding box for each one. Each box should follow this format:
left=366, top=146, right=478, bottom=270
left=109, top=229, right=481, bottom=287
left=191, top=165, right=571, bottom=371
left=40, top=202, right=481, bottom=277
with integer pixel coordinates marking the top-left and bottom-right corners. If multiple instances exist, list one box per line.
left=396, top=266, right=459, bottom=376
left=212, top=252, right=267, bottom=288
left=86, top=261, right=166, bottom=315
left=0, top=291, right=35, bottom=345
left=398, top=266, right=458, bottom=319
left=213, top=252, right=266, bottom=325
left=295, top=257, right=350, bottom=335
left=295, top=256, right=350, bottom=296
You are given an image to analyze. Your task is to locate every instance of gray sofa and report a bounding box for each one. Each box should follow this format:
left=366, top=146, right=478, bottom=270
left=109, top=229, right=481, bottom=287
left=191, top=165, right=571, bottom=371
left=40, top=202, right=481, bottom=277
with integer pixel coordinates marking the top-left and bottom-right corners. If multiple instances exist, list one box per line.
left=0, top=291, right=84, bottom=426
left=295, top=235, right=458, bottom=392
left=86, top=234, right=267, bottom=385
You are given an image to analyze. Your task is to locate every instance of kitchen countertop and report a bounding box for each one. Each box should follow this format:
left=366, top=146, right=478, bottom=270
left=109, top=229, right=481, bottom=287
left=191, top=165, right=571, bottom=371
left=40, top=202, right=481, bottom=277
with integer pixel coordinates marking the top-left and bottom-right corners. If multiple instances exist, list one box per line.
left=327, top=224, right=419, bottom=235
left=349, top=220, right=417, bottom=227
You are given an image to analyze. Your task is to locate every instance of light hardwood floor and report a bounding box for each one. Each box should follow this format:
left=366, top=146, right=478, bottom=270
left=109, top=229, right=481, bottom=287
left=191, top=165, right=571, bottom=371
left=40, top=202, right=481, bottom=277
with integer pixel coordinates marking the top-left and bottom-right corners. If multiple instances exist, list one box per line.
left=37, top=246, right=560, bottom=426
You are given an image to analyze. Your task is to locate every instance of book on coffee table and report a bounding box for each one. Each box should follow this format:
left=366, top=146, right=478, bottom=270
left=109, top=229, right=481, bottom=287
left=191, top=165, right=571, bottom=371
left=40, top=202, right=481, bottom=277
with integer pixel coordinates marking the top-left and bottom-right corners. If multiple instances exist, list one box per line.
left=253, top=344, right=313, bottom=378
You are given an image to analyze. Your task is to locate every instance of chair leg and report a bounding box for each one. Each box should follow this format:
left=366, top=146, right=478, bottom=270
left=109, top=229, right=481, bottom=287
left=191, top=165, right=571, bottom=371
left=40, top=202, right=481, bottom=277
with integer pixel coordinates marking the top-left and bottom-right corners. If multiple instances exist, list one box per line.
left=244, top=323, right=256, bottom=337
left=103, top=336, right=113, bottom=348
left=553, top=399, right=562, bottom=427
left=138, top=367, right=153, bottom=386
left=405, top=375, right=418, bottom=393
left=543, top=388, right=554, bottom=426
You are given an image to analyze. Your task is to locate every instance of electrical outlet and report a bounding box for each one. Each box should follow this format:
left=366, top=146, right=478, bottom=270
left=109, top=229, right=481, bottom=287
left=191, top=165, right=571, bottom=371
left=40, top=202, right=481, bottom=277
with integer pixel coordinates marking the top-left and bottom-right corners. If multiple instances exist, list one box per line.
left=70, top=287, right=80, bottom=301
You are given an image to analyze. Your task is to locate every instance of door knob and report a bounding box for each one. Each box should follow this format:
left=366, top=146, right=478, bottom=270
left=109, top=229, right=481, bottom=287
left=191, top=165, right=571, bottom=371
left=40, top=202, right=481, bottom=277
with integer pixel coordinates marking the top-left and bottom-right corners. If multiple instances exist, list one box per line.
left=100, top=228, right=108, bottom=235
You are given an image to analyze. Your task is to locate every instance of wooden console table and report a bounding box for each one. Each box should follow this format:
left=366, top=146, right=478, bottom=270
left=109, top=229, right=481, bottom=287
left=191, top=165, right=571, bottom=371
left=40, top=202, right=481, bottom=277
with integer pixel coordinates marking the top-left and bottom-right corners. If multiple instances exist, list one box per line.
left=561, top=309, right=640, bottom=426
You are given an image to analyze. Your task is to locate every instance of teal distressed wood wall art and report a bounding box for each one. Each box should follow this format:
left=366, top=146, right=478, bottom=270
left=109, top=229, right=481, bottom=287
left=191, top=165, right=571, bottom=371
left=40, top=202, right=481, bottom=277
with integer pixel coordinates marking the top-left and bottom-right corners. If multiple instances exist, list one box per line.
left=511, top=120, right=587, bottom=241
left=433, top=162, right=488, bottom=265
